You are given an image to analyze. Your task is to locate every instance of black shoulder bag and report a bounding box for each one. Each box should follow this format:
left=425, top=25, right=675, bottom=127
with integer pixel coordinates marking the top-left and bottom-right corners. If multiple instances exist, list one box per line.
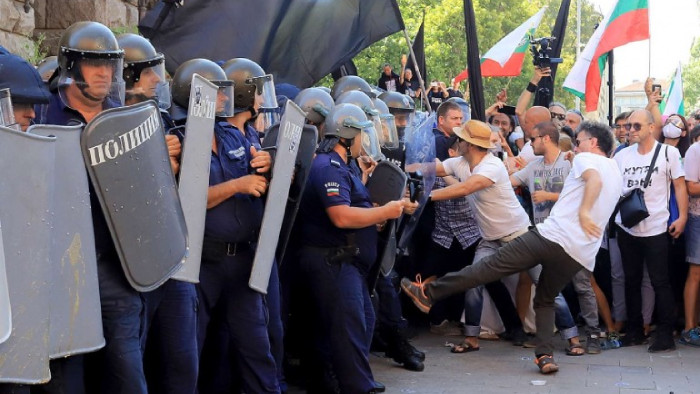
left=617, top=143, right=662, bottom=228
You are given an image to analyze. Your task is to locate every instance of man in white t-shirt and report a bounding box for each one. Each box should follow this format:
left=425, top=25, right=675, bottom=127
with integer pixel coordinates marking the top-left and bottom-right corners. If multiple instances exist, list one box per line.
left=613, top=109, right=689, bottom=353
left=402, top=121, right=621, bottom=374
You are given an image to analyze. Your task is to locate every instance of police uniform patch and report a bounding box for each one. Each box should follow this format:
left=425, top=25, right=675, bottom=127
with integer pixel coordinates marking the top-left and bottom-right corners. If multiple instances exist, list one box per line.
left=325, top=182, right=340, bottom=197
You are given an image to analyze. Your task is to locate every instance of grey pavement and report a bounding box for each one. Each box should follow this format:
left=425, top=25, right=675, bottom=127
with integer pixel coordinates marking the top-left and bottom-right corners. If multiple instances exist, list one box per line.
left=369, top=330, right=700, bottom=394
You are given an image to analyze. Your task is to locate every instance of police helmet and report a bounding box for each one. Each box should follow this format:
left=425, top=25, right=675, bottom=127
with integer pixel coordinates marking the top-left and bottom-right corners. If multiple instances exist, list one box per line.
left=317, top=86, right=331, bottom=94
left=171, top=58, right=234, bottom=117
left=294, top=87, right=334, bottom=125
left=36, top=56, right=58, bottom=83
left=0, top=53, right=50, bottom=105
left=221, top=58, right=267, bottom=110
left=57, top=21, right=125, bottom=106
left=379, top=91, right=415, bottom=114
left=330, top=75, right=373, bottom=101
left=324, top=103, right=372, bottom=139
left=117, top=33, right=170, bottom=109
left=335, top=90, right=379, bottom=117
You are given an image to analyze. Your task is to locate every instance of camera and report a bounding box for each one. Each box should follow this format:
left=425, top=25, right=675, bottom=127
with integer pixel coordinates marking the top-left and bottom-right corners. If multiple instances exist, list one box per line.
left=529, top=36, right=563, bottom=68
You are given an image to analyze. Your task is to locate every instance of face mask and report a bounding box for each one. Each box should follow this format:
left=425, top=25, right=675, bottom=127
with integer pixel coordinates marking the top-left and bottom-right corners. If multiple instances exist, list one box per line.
left=662, top=123, right=682, bottom=139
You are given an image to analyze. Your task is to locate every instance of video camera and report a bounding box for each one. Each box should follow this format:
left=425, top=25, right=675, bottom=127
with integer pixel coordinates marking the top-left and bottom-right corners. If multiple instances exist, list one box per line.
left=529, top=36, right=563, bottom=69
left=407, top=171, right=424, bottom=203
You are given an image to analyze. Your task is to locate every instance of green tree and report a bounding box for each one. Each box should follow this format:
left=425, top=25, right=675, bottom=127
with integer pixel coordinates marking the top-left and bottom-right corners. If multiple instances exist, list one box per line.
left=328, top=0, right=602, bottom=111
left=683, top=39, right=700, bottom=112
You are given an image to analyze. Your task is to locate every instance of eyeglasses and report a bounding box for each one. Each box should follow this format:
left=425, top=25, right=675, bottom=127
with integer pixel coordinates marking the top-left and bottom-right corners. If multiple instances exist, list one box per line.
left=623, top=122, right=650, bottom=132
left=551, top=113, right=566, bottom=121
left=532, top=135, right=545, bottom=141
left=575, top=137, right=591, bottom=147
left=613, top=124, right=623, bottom=129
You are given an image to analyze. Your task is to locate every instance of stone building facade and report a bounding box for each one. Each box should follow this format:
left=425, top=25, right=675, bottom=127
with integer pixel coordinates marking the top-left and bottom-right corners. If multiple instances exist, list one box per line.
left=1, top=0, right=158, bottom=61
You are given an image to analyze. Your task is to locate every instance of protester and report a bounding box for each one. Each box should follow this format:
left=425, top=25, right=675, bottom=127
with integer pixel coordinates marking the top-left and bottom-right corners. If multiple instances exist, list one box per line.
left=681, top=124, right=700, bottom=346
left=565, top=109, right=583, bottom=131
left=377, top=63, right=401, bottom=92
left=614, top=109, right=688, bottom=352
left=427, top=80, right=448, bottom=112
left=402, top=121, right=621, bottom=373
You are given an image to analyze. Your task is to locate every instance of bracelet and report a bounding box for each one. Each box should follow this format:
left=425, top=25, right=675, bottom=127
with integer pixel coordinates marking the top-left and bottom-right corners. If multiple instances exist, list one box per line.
left=526, top=82, right=537, bottom=93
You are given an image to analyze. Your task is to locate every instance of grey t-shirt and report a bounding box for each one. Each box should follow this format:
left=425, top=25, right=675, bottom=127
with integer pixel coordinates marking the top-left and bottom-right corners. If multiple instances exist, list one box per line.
left=513, top=153, right=571, bottom=224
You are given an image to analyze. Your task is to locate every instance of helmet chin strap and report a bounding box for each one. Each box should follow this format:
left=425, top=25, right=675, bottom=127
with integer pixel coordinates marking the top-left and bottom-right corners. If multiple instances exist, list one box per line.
left=340, top=137, right=354, bottom=161
left=76, top=81, right=105, bottom=103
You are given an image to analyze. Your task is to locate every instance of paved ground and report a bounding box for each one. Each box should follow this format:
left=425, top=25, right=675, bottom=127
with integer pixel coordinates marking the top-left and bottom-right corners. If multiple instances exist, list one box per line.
left=369, top=330, right=700, bottom=394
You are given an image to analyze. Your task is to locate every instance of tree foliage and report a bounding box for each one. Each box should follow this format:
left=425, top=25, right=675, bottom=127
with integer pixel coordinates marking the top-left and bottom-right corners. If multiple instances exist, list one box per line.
left=337, top=0, right=602, bottom=110
left=684, top=38, right=700, bottom=112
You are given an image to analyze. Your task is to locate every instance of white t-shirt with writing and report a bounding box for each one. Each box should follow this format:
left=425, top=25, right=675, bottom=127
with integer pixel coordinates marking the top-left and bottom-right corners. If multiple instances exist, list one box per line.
left=443, top=154, right=530, bottom=241
left=684, top=142, right=700, bottom=216
left=538, top=153, right=622, bottom=271
left=613, top=142, right=685, bottom=237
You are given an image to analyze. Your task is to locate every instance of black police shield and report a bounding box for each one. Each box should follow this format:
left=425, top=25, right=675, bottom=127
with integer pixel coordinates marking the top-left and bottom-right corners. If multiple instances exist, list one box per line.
left=261, top=123, right=318, bottom=265
left=30, top=124, right=105, bottom=358
left=365, top=161, right=407, bottom=288
left=0, top=126, right=55, bottom=383
left=81, top=101, right=188, bottom=292
left=171, top=74, right=217, bottom=283
left=0, top=220, right=9, bottom=345
left=249, top=100, right=307, bottom=294
left=397, top=113, right=436, bottom=251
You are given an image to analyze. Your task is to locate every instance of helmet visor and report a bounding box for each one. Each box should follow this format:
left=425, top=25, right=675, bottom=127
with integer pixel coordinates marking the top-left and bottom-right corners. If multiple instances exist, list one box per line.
left=258, top=107, right=280, bottom=133
left=59, top=55, right=125, bottom=108
left=249, top=74, right=277, bottom=109
left=126, top=59, right=171, bottom=110
left=0, top=89, right=19, bottom=131
left=360, top=124, right=383, bottom=161
left=213, top=80, right=235, bottom=117
left=379, top=114, right=399, bottom=149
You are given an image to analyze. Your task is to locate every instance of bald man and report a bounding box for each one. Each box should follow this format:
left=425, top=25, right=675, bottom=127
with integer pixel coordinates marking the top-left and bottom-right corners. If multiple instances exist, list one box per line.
left=517, top=106, right=551, bottom=163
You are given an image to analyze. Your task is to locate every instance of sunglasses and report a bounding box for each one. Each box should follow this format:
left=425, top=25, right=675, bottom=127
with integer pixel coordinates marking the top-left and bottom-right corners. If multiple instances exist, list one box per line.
left=623, top=122, right=650, bottom=132
left=575, top=137, right=591, bottom=147
left=551, top=113, right=566, bottom=121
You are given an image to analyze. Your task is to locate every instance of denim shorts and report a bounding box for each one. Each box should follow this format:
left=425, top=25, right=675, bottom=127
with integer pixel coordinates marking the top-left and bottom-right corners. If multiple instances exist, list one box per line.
left=685, top=214, right=700, bottom=264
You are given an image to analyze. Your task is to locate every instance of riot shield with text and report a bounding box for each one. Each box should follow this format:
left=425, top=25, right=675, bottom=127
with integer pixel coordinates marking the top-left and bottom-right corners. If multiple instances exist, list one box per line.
left=0, top=220, right=9, bottom=345
left=397, top=113, right=436, bottom=252
left=261, top=123, right=317, bottom=265
left=249, top=101, right=307, bottom=294
left=171, top=74, right=217, bottom=283
left=365, top=161, right=407, bottom=290
left=0, top=126, right=55, bottom=383
left=30, top=124, right=105, bottom=358
left=81, top=101, right=188, bottom=292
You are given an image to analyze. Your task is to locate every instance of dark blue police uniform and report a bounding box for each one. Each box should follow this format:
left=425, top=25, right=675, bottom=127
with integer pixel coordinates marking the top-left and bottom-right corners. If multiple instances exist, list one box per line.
left=196, top=120, right=279, bottom=394
left=36, top=93, right=148, bottom=394
left=140, top=109, right=198, bottom=394
left=298, top=151, right=378, bottom=394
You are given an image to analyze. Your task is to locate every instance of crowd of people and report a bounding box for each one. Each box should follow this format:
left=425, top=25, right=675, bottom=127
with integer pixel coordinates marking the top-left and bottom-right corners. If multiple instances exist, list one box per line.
left=1, top=19, right=700, bottom=394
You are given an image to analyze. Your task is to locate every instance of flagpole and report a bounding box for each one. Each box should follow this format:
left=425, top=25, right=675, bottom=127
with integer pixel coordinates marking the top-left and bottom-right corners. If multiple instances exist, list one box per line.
left=608, top=50, right=614, bottom=126
left=575, top=0, right=581, bottom=111
left=402, top=29, right=432, bottom=113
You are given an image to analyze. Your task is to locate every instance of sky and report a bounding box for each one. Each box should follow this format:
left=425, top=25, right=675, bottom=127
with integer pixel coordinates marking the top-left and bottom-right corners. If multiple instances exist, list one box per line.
left=585, top=0, right=699, bottom=88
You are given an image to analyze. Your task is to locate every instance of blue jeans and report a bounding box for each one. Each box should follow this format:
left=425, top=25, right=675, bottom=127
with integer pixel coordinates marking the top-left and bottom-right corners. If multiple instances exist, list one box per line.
left=142, top=280, right=198, bottom=394
left=299, top=248, right=376, bottom=394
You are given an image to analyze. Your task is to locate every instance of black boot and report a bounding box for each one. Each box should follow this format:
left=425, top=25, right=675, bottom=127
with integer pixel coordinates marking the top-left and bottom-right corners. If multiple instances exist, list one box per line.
left=383, top=327, right=425, bottom=372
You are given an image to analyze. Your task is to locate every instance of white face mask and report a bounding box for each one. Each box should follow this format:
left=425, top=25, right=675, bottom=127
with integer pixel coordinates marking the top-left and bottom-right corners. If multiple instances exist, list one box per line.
left=662, top=123, right=683, bottom=139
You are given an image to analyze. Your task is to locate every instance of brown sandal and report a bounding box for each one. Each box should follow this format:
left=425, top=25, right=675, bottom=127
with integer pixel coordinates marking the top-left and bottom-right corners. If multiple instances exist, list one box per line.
left=534, top=354, right=559, bottom=374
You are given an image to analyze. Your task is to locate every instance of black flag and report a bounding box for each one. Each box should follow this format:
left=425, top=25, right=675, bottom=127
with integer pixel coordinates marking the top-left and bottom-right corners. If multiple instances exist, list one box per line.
left=533, top=0, right=571, bottom=107
left=463, top=0, right=485, bottom=121
left=331, top=60, right=359, bottom=81
left=406, top=14, right=426, bottom=84
left=139, top=0, right=404, bottom=88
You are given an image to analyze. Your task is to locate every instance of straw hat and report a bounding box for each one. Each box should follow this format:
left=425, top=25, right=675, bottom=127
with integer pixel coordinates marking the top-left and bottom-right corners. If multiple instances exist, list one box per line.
left=452, top=120, right=495, bottom=149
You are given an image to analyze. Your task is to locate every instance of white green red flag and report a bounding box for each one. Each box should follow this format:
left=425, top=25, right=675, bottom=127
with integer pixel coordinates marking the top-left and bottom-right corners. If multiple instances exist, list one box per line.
left=454, top=7, right=547, bottom=83
left=661, top=63, right=685, bottom=116
left=563, top=0, right=650, bottom=112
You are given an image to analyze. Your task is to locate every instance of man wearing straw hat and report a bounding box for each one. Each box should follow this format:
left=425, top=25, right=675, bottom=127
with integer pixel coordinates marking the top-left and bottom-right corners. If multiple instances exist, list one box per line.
left=402, top=120, right=622, bottom=374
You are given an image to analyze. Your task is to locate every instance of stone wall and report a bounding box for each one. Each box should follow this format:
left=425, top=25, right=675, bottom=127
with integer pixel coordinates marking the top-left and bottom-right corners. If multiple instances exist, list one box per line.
left=1, top=0, right=159, bottom=61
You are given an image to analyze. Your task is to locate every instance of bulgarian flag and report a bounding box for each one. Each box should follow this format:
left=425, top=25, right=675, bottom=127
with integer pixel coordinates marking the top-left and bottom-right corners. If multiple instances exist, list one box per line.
left=454, top=7, right=546, bottom=83
left=563, top=0, right=650, bottom=112
left=661, top=63, right=685, bottom=116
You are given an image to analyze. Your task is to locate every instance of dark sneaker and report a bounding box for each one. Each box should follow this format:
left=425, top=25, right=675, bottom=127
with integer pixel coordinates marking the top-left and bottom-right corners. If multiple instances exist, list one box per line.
left=648, top=340, right=676, bottom=353
left=601, top=332, right=622, bottom=350
left=680, top=328, right=700, bottom=347
left=620, top=333, right=646, bottom=347
left=585, top=334, right=602, bottom=354
left=400, top=277, right=432, bottom=313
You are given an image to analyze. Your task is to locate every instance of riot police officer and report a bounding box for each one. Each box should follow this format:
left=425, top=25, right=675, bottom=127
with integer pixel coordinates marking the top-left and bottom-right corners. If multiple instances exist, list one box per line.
left=297, top=103, right=408, bottom=393
left=195, top=57, right=280, bottom=394
left=116, top=33, right=196, bottom=394
left=34, top=21, right=147, bottom=394
left=330, top=75, right=375, bottom=101
left=0, top=52, right=50, bottom=131
left=294, top=87, right=334, bottom=141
